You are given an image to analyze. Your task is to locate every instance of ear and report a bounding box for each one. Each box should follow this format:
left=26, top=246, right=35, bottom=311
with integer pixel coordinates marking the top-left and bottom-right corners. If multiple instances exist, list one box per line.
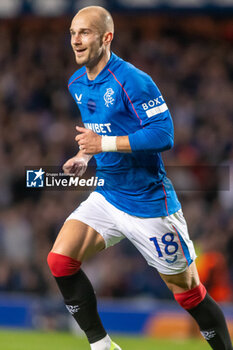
left=103, top=32, right=113, bottom=45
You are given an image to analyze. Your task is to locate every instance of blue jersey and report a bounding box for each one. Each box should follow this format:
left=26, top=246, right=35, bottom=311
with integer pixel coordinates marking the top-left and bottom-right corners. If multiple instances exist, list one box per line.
left=68, top=53, right=181, bottom=217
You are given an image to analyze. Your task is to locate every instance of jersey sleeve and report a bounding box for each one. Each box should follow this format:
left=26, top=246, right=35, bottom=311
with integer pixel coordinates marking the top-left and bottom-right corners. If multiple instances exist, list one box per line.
left=123, top=70, right=174, bottom=153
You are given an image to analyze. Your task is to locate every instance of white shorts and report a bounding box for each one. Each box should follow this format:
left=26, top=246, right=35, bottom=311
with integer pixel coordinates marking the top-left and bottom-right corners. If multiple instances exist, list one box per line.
left=66, top=192, right=197, bottom=275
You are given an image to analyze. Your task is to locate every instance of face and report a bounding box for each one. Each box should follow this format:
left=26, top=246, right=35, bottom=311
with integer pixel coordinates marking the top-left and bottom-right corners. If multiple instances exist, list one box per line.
left=70, top=13, right=105, bottom=68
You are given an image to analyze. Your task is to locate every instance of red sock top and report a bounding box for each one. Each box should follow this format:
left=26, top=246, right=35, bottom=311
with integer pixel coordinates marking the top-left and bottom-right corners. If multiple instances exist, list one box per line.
left=47, top=252, right=81, bottom=277
left=174, top=283, right=207, bottom=310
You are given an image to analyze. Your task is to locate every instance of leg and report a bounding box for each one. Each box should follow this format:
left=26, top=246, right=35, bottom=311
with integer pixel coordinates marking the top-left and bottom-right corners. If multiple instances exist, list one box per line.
left=48, top=219, right=107, bottom=344
left=119, top=209, right=232, bottom=350
left=47, top=192, right=124, bottom=350
left=159, top=259, right=200, bottom=293
left=160, top=262, right=233, bottom=350
left=51, top=219, right=105, bottom=261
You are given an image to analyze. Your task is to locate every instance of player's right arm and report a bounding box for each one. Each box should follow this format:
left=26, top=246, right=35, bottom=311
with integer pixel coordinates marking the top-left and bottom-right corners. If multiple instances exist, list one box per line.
left=63, top=150, right=92, bottom=176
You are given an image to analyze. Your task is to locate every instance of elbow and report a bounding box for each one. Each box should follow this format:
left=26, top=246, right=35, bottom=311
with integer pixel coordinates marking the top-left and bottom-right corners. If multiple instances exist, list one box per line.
left=161, top=135, right=173, bottom=151
left=150, top=136, right=173, bottom=152
left=166, top=136, right=174, bottom=150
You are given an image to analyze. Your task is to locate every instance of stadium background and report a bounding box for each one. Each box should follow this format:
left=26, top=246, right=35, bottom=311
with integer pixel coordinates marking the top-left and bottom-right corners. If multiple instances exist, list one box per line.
left=0, top=0, right=233, bottom=345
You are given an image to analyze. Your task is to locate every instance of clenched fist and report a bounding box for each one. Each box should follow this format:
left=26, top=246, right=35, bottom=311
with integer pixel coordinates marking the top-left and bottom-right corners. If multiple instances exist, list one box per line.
left=75, top=126, right=102, bottom=155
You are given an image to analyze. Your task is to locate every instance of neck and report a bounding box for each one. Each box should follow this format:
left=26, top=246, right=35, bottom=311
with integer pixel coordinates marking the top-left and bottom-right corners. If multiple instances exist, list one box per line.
left=86, top=50, right=111, bottom=80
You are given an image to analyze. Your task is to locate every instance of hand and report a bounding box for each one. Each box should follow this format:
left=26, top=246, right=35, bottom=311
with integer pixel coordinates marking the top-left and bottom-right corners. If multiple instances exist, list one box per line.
left=75, top=126, right=102, bottom=155
left=63, top=156, right=88, bottom=177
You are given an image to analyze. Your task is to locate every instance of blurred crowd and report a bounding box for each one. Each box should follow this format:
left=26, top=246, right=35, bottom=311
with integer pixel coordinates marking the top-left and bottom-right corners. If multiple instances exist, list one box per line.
left=0, top=15, right=232, bottom=301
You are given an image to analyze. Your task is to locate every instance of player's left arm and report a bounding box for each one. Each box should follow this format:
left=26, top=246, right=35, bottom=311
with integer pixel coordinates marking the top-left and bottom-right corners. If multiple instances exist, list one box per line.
left=75, top=73, right=173, bottom=155
left=122, top=72, right=174, bottom=153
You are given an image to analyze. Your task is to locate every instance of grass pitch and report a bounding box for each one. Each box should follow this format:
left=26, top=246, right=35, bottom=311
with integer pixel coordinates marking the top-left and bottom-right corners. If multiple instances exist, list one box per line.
left=0, top=329, right=210, bottom=350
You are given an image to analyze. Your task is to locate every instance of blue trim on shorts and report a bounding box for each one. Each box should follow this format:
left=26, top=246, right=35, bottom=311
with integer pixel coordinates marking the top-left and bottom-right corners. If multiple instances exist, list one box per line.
left=176, top=228, right=193, bottom=266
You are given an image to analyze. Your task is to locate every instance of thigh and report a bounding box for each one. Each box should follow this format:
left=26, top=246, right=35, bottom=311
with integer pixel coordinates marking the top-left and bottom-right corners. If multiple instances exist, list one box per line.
left=51, top=219, right=105, bottom=262
left=159, top=261, right=200, bottom=293
left=52, top=192, right=125, bottom=261
left=122, top=209, right=197, bottom=276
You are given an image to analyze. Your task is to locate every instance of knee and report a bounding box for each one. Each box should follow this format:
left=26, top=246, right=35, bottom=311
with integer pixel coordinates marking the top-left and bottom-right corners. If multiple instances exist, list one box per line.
left=47, top=251, right=81, bottom=277
left=162, top=262, right=200, bottom=294
left=165, top=278, right=198, bottom=293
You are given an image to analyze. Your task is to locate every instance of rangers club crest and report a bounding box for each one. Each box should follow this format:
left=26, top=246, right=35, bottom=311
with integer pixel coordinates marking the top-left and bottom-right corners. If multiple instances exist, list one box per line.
left=104, top=88, right=115, bottom=107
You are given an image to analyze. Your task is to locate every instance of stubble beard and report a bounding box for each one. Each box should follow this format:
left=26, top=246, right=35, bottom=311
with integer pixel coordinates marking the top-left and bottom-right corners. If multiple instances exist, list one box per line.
left=85, top=49, right=104, bottom=70
left=74, top=51, right=89, bottom=67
